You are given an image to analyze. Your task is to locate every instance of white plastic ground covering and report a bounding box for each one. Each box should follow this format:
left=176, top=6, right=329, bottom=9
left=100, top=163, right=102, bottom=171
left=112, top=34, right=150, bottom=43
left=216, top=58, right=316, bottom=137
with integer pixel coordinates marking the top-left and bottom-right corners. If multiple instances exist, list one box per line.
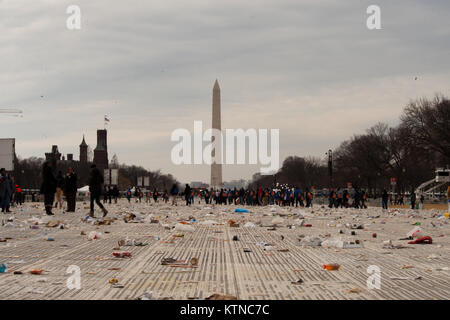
left=0, top=200, right=449, bottom=300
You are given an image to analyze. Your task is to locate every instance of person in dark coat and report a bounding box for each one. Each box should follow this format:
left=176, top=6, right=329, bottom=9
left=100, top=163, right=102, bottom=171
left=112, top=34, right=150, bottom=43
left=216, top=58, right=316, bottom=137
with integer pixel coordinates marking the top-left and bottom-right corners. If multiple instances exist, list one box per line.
left=353, top=187, right=361, bottom=209
left=40, top=162, right=56, bottom=215
left=410, top=191, right=416, bottom=210
left=112, top=185, right=119, bottom=203
left=381, top=189, right=389, bottom=210
left=64, top=167, right=78, bottom=212
left=0, top=168, right=14, bottom=213
left=88, top=164, right=108, bottom=218
left=184, top=184, right=192, bottom=206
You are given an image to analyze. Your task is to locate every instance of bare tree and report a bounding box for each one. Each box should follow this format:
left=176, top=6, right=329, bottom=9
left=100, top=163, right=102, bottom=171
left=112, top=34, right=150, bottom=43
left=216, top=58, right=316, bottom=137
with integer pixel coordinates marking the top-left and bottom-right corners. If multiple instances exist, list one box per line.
left=400, top=95, right=450, bottom=161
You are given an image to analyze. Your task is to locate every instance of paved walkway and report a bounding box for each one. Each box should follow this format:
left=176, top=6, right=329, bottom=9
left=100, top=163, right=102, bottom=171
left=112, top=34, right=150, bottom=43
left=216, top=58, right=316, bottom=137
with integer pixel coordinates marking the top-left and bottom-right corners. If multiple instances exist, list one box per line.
left=0, top=200, right=448, bottom=300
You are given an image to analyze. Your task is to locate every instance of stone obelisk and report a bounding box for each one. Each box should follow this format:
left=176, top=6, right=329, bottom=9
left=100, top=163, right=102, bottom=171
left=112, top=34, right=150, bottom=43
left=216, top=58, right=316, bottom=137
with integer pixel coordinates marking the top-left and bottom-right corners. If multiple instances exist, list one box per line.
left=211, top=79, right=223, bottom=188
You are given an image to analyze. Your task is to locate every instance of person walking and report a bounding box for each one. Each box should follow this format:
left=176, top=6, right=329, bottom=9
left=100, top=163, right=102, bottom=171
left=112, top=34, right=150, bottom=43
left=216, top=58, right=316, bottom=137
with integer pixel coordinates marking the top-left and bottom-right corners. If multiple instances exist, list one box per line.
left=40, top=162, right=56, bottom=216
left=55, top=171, right=65, bottom=209
left=204, top=189, right=210, bottom=204
left=361, top=190, right=367, bottom=209
left=108, top=186, right=112, bottom=204
left=170, top=183, right=178, bottom=206
left=353, top=188, right=361, bottom=209
left=126, top=187, right=132, bottom=203
left=14, top=184, right=24, bottom=206
left=446, top=185, right=450, bottom=213
left=103, top=185, right=108, bottom=204
left=0, top=168, right=14, bottom=213
left=419, top=194, right=425, bottom=210
left=305, top=188, right=313, bottom=208
left=88, top=164, right=108, bottom=218
left=410, top=191, right=416, bottom=210
left=64, top=167, right=78, bottom=212
left=184, top=184, right=192, bottom=206
left=328, top=188, right=335, bottom=208
left=112, top=185, right=119, bottom=203
left=381, top=189, right=389, bottom=210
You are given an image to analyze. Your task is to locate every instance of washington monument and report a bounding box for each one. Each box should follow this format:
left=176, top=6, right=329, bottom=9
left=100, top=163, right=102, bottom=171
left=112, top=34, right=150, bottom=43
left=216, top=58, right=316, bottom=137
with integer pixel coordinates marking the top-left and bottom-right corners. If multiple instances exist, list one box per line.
left=211, top=79, right=223, bottom=188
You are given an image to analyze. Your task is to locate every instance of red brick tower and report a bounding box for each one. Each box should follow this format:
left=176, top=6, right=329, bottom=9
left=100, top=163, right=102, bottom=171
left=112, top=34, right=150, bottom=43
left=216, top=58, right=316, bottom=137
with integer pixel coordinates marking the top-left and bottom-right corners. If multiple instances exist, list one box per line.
left=93, top=129, right=108, bottom=173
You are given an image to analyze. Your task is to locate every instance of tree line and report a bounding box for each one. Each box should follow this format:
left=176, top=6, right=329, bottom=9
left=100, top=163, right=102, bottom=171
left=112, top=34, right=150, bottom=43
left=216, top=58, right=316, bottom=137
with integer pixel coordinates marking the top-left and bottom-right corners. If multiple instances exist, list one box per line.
left=250, top=95, right=450, bottom=195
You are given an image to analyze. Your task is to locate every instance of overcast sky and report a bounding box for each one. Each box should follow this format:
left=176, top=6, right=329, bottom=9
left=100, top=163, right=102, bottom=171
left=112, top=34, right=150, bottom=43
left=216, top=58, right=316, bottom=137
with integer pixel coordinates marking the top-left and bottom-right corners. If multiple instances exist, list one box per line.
left=1, top=0, right=449, bottom=184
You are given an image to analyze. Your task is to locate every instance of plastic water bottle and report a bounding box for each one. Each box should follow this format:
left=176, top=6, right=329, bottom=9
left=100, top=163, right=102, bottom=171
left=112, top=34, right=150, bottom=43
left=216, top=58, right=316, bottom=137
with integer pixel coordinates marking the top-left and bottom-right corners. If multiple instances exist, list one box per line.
left=0, top=263, right=7, bottom=273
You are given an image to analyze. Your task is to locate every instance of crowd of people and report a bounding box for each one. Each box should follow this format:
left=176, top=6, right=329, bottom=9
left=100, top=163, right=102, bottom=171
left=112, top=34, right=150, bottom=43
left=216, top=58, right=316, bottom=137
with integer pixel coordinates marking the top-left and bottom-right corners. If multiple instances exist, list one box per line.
left=1, top=163, right=449, bottom=216
left=163, top=185, right=367, bottom=209
left=40, top=161, right=108, bottom=217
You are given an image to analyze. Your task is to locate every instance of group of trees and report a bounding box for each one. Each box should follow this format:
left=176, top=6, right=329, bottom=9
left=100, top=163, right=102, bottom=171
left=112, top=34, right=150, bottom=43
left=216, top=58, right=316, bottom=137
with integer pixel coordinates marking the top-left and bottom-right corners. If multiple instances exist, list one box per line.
left=250, top=95, right=450, bottom=194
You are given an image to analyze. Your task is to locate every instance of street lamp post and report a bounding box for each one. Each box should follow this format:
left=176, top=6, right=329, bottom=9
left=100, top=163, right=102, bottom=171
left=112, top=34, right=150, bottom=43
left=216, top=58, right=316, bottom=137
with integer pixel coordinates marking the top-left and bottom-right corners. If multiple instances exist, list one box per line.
left=326, top=150, right=333, bottom=189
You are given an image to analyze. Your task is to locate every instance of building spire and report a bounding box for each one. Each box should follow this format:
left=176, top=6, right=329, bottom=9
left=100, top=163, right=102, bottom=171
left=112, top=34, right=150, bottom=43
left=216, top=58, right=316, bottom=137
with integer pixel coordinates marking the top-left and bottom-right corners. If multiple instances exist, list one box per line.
left=80, top=134, right=88, bottom=147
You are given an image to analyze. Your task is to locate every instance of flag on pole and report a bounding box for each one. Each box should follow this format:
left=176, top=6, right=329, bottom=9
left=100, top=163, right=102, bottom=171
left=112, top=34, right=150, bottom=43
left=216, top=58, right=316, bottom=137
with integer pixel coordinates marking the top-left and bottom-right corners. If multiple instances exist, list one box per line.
left=104, top=115, right=110, bottom=129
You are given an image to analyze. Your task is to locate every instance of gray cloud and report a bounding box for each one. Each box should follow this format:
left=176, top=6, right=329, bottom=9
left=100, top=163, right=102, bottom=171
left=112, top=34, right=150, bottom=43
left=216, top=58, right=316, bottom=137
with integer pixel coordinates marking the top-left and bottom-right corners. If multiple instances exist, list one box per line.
left=1, top=0, right=449, bottom=183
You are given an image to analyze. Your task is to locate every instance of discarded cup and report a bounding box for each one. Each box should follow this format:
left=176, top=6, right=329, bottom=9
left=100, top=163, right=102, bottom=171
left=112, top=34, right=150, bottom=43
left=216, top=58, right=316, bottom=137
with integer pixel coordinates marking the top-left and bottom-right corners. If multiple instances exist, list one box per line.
left=323, top=263, right=341, bottom=271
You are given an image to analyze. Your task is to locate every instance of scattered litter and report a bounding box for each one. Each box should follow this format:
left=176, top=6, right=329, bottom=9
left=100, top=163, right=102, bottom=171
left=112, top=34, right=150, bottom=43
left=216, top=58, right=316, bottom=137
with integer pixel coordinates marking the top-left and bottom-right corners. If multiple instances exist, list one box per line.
left=298, top=236, right=323, bottom=247
left=408, top=236, right=432, bottom=244
left=407, top=226, right=423, bottom=239
left=199, top=220, right=219, bottom=226
left=271, top=216, right=284, bottom=225
left=243, top=222, right=256, bottom=228
left=323, top=263, right=340, bottom=271
left=174, top=223, right=195, bottom=232
left=348, top=288, right=362, bottom=293
left=113, top=252, right=132, bottom=258
left=29, top=269, right=44, bottom=275
left=402, top=265, right=415, bottom=269
left=137, top=291, right=153, bottom=300
left=205, top=294, right=238, bottom=300
left=87, top=231, right=102, bottom=240
left=390, top=277, right=409, bottom=280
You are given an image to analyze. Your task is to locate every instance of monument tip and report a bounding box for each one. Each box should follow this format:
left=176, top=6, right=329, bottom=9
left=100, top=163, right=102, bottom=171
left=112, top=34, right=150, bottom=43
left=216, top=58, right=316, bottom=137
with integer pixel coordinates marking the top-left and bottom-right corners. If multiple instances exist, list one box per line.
left=213, top=79, right=220, bottom=90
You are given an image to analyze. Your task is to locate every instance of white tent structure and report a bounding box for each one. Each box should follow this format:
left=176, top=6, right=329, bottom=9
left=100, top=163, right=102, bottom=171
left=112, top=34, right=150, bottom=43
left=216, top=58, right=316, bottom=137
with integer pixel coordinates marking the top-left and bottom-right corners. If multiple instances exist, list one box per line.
left=77, top=185, right=90, bottom=201
left=78, top=185, right=90, bottom=193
